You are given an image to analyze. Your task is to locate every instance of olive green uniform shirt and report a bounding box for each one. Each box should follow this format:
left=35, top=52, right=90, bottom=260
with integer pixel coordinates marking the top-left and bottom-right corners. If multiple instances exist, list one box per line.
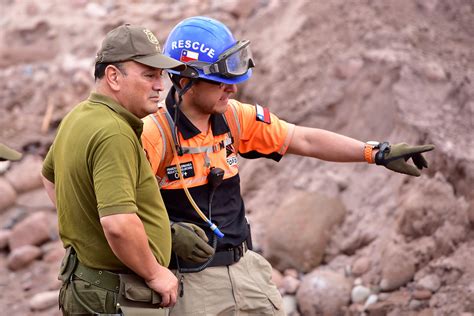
left=42, top=93, right=171, bottom=271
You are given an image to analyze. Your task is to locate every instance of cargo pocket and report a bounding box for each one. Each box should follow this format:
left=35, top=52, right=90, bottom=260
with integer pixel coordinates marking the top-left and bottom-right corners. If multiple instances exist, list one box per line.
left=63, top=279, right=109, bottom=314
left=231, top=251, right=283, bottom=314
left=250, top=252, right=283, bottom=312
left=117, top=273, right=162, bottom=314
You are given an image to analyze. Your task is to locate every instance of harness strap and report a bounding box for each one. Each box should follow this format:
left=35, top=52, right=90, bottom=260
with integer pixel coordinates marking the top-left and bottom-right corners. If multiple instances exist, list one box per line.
left=149, top=115, right=166, bottom=163
left=149, top=103, right=242, bottom=185
left=223, top=101, right=241, bottom=153
left=163, top=108, right=179, bottom=149
left=151, top=107, right=176, bottom=180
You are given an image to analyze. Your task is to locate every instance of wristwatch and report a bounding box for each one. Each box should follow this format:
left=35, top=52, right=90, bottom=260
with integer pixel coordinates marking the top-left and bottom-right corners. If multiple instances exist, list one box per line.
left=364, top=141, right=381, bottom=164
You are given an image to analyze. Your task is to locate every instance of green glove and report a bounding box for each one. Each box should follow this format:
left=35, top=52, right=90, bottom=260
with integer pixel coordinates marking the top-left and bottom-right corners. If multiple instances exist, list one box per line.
left=375, top=142, right=435, bottom=177
left=171, top=222, right=215, bottom=263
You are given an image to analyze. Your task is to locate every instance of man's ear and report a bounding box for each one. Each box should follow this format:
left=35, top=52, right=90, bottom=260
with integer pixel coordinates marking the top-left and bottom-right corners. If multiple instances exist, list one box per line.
left=104, top=65, right=122, bottom=91
left=179, top=77, right=195, bottom=95
left=179, top=77, right=190, bottom=90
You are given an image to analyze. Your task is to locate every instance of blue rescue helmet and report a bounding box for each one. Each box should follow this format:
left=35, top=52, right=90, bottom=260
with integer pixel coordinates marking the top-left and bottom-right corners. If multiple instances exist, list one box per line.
left=163, top=16, right=254, bottom=84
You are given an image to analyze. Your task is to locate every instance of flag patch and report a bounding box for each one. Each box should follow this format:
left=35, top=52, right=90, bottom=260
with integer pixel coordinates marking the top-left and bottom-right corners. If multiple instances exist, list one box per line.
left=255, top=104, right=271, bottom=124
left=180, top=50, right=199, bottom=62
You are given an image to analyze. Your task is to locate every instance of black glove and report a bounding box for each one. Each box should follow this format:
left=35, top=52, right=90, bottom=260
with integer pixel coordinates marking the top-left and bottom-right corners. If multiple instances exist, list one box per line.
left=375, top=142, right=435, bottom=177
left=171, top=222, right=215, bottom=263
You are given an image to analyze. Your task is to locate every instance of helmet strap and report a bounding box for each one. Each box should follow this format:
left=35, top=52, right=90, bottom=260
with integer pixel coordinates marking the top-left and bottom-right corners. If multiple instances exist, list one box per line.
left=168, top=73, right=196, bottom=156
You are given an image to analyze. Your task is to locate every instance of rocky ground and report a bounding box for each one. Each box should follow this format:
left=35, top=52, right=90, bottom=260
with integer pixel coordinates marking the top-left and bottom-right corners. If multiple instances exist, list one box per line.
left=1, top=0, right=473, bottom=315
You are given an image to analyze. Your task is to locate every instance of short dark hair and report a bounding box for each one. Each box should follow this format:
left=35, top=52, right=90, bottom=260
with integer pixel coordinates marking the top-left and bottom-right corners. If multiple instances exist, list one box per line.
left=94, top=62, right=126, bottom=81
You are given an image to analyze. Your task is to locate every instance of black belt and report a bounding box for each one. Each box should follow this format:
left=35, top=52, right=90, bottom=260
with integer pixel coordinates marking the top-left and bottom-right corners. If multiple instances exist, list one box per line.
left=169, top=240, right=249, bottom=270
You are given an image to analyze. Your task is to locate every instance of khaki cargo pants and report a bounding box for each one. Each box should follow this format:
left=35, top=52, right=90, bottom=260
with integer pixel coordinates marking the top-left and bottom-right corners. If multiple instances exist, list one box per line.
left=170, top=250, right=285, bottom=316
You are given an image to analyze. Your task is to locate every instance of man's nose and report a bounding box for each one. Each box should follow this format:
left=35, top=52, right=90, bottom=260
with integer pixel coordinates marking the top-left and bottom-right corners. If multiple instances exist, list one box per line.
left=153, top=77, right=164, bottom=91
left=223, top=83, right=237, bottom=93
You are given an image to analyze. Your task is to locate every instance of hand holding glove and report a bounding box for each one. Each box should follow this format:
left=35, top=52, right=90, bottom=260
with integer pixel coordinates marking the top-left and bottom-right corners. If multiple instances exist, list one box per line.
left=171, top=222, right=215, bottom=263
left=375, top=142, right=435, bottom=177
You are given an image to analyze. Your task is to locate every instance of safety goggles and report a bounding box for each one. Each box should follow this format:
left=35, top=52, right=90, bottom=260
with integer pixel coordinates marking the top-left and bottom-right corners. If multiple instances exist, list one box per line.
left=189, top=40, right=255, bottom=78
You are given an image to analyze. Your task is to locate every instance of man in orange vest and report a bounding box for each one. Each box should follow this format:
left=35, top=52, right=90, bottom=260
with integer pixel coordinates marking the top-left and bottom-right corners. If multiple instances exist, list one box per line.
left=142, top=16, right=435, bottom=315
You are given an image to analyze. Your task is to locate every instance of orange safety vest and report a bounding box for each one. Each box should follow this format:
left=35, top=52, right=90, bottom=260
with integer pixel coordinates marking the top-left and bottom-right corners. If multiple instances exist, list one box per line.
left=143, top=100, right=242, bottom=189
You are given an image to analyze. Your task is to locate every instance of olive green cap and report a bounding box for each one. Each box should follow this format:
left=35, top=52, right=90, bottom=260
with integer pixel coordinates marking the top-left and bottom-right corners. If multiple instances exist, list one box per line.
left=95, top=24, right=186, bottom=71
left=0, top=144, right=22, bottom=161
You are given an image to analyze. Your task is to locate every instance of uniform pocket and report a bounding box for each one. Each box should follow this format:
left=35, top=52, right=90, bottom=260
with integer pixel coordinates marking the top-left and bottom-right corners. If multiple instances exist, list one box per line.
left=119, top=273, right=162, bottom=306
left=63, top=279, right=110, bottom=314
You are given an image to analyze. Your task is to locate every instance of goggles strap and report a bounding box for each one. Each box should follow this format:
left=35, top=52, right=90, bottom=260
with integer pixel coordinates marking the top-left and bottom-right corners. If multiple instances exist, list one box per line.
left=202, top=63, right=220, bottom=75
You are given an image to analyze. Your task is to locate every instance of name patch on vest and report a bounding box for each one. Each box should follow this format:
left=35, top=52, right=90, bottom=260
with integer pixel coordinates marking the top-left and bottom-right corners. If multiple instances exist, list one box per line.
left=166, top=161, right=195, bottom=181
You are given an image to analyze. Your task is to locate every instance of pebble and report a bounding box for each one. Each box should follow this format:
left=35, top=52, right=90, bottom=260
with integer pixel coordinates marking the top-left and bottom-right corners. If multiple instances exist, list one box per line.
left=352, top=285, right=371, bottom=303
left=282, top=295, right=298, bottom=315
left=363, top=294, right=378, bottom=310
left=413, top=289, right=432, bottom=300
left=417, top=274, right=441, bottom=292
left=281, top=275, right=301, bottom=294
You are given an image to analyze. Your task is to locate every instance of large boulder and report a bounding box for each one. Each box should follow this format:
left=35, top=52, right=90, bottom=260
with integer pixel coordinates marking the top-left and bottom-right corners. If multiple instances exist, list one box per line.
left=8, top=211, right=52, bottom=250
left=263, top=191, right=346, bottom=272
left=296, top=270, right=351, bottom=316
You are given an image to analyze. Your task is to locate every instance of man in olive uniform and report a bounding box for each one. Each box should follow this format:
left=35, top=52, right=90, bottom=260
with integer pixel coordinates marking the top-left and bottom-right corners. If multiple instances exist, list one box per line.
left=41, top=24, right=186, bottom=315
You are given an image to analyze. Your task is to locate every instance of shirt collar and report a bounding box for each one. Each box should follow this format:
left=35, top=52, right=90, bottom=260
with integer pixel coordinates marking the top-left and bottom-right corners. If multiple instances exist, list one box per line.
left=165, top=87, right=230, bottom=140
left=88, top=92, right=144, bottom=138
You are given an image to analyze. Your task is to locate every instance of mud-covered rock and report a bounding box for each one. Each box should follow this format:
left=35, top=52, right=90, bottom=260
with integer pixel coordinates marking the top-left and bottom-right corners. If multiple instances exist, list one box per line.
left=264, top=191, right=346, bottom=272
left=380, top=245, right=416, bottom=291
left=8, top=211, right=51, bottom=250
left=7, top=245, right=42, bottom=270
left=297, top=270, right=351, bottom=316
left=352, top=257, right=371, bottom=277
left=4, top=155, right=43, bottom=193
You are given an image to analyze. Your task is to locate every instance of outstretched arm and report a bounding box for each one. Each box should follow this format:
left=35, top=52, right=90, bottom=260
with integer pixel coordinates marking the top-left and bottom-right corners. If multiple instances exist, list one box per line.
left=286, top=125, right=435, bottom=176
left=287, top=126, right=366, bottom=162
